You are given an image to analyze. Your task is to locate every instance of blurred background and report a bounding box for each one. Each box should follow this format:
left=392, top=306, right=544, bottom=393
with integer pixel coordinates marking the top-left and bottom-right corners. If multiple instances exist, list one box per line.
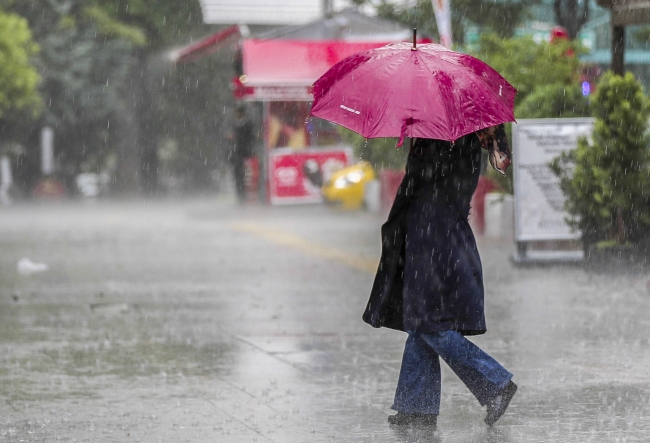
left=0, top=0, right=637, bottom=205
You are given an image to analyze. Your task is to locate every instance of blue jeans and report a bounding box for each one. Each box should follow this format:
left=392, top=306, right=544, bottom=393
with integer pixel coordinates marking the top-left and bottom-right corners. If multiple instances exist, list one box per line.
left=392, top=330, right=513, bottom=415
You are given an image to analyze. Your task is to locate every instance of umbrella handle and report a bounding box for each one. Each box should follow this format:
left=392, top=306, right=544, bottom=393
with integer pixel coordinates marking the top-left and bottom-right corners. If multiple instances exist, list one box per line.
left=412, top=28, right=417, bottom=50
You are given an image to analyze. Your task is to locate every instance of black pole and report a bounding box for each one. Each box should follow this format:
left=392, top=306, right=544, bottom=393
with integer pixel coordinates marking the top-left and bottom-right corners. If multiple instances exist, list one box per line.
left=612, top=25, right=625, bottom=75
left=411, top=28, right=417, bottom=147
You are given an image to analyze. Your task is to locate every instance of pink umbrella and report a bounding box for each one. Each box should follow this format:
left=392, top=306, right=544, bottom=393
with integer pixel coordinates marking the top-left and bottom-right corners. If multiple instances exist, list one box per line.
left=311, top=35, right=516, bottom=145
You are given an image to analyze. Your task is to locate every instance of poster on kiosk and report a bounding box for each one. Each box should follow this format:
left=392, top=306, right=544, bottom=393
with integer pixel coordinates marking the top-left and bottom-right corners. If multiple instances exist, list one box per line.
left=266, top=102, right=352, bottom=204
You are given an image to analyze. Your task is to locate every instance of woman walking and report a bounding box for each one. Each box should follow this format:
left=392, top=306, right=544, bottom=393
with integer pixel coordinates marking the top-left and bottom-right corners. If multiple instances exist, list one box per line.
left=362, top=125, right=517, bottom=429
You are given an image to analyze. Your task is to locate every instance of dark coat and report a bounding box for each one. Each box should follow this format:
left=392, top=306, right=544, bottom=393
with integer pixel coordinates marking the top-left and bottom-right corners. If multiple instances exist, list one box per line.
left=362, top=134, right=486, bottom=336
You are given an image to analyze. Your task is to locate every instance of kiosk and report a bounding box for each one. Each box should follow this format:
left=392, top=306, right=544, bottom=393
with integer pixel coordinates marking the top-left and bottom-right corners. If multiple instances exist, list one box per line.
left=174, top=10, right=423, bottom=203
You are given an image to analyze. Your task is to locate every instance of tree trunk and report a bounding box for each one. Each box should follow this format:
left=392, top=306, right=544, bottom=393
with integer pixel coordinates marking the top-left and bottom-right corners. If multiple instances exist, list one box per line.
left=554, top=0, right=589, bottom=40
left=111, top=89, right=141, bottom=195
left=616, top=206, right=627, bottom=244
left=612, top=25, right=625, bottom=75
left=136, top=51, right=159, bottom=195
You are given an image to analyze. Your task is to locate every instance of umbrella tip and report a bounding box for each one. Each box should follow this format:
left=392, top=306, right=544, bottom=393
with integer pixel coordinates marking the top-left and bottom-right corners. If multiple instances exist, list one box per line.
left=412, top=28, right=417, bottom=50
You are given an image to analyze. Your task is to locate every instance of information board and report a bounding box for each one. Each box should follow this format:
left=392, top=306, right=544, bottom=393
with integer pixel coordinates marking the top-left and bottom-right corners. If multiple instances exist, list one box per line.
left=513, top=118, right=595, bottom=241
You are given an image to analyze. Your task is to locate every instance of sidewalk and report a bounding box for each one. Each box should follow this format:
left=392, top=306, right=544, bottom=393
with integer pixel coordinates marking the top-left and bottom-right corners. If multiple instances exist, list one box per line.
left=1, top=198, right=649, bottom=442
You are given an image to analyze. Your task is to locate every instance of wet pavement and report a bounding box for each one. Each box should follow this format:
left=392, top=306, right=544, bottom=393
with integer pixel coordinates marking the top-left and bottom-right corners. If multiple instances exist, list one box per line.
left=1, top=197, right=649, bottom=442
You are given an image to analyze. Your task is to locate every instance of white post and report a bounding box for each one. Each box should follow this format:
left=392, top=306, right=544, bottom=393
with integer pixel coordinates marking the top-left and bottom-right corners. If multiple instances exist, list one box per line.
left=431, top=0, right=453, bottom=48
left=0, top=155, right=12, bottom=205
left=41, top=127, right=54, bottom=176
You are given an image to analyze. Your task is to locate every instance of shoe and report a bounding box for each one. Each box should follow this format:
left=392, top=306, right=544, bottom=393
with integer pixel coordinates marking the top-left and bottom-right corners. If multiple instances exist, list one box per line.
left=388, top=412, right=437, bottom=428
left=485, top=381, right=517, bottom=426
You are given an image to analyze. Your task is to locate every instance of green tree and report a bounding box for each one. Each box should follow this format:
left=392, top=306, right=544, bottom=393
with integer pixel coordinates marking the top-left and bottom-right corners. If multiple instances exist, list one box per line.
left=91, top=0, right=205, bottom=193
left=1, top=0, right=138, bottom=193
left=471, top=33, right=585, bottom=104
left=92, top=0, right=202, bottom=49
left=550, top=72, right=650, bottom=249
left=0, top=9, right=40, bottom=118
left=456, top=0, right=539, bottom=39
left=4, top=0, right=218, bottom=195
left=372, top=0, right=537, bottom=43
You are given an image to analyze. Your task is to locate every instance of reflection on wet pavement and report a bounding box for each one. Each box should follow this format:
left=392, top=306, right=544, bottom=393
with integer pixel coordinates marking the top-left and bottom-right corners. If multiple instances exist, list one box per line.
left=0, top=199, right=649, bottom=442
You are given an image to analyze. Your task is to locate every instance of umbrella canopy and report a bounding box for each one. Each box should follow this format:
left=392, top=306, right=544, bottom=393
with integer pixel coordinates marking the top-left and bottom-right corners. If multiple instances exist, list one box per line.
left=311, top=42, right=516, bottom=143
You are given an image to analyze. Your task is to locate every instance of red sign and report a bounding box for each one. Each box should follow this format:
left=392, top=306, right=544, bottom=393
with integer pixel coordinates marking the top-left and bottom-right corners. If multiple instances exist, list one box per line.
left=269, top=147, right=352, bottom=204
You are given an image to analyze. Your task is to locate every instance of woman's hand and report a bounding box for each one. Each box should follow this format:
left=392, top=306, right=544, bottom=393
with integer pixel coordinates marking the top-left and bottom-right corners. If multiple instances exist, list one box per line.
left=477, top=124, right=511, bottom=175
left=489, top=144, right=511, bottom=175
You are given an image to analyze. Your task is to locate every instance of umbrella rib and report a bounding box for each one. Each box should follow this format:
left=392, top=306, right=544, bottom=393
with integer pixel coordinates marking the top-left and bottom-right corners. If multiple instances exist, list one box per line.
left=417, top=50, right=454, bottom=141
left=448, top=68, right=508, bottom=139
left=415, top=48, right=439, bottom=77
left=471, top=77, right=515, bottom=130
left=447, top=67, right=479, bottom=140
left=456, top=55, right=516, bottom=123
left=368, top=52, right=413, bottom=138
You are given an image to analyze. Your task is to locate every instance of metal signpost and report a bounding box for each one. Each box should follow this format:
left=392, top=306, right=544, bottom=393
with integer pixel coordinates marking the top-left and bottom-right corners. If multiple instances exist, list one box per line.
left=512, top=118, right=595, bottom=264
left=41, top=126, right=54, bottom=176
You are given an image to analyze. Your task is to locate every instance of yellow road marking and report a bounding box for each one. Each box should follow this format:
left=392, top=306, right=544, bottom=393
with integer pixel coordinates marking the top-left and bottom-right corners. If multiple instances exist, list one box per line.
left=231, top=221, right=378, bottom=274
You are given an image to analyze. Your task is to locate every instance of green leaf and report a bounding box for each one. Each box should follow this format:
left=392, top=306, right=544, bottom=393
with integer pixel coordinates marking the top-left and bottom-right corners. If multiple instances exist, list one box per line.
left=83, top=6, right=147, bottom=46
left=0, top=9, right=41, bottom=118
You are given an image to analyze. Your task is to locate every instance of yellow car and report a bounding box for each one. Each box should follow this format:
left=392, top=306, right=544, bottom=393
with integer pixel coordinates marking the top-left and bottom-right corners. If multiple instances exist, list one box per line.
left=322, top=161, right=376, bottom=210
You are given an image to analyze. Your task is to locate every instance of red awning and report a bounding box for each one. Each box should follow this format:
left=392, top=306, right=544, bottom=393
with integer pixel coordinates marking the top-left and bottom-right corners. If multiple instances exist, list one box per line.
left=172, top=25, right=241, bottom=64
left=236, top=38, right=431, bottom=101
left=242, top=39, right=392, bottom=86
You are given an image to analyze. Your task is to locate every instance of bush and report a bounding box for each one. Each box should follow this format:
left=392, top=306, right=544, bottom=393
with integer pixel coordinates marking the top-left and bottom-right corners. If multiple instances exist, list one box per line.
left=550, top=71, right=650, bottom=249
left=516, top=83, right=591, bottom=119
